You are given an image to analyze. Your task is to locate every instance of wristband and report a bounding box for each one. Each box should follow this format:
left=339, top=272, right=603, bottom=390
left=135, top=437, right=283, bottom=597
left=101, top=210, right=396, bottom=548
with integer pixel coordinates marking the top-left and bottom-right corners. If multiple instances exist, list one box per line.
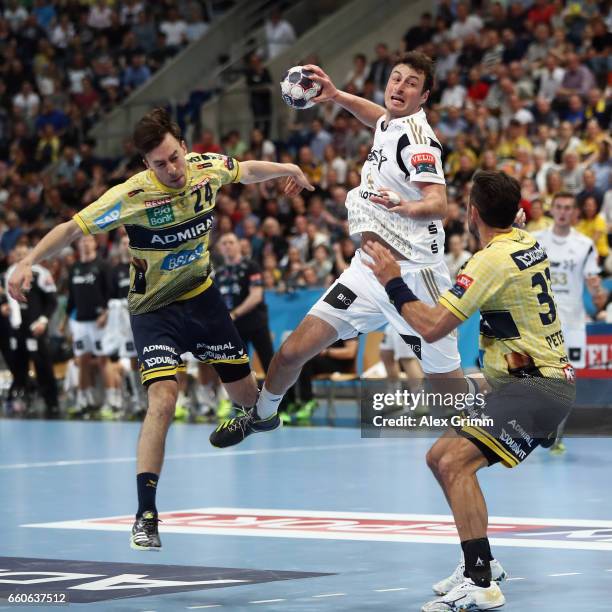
left=385, top=277, right=418, bottom=314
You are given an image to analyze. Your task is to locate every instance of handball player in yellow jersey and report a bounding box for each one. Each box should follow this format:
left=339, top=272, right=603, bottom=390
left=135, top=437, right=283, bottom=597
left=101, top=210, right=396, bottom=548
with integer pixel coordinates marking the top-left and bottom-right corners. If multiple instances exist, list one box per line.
left=8, top=108, right=313, bottom=550
left=365, top=171, right=575, bottom=612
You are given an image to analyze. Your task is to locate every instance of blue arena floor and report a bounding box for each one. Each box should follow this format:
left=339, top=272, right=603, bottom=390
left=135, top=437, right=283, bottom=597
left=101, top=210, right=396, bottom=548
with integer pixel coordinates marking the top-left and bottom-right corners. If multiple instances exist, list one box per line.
left=1, top=417, right=611, bottom=611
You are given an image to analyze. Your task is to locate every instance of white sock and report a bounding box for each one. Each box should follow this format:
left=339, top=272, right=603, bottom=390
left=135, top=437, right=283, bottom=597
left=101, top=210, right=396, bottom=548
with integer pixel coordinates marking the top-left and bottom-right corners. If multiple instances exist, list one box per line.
left=77, top=389, right=88, bottom=409
left=256, top=384, right=283, bottom=418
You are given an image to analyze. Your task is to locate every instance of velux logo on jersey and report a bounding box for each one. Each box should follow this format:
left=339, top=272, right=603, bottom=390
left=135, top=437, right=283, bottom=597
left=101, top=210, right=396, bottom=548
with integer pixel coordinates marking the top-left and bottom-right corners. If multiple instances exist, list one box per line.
left=411, top=152, right=436, bottom=175
left=94, top=202, right=121, bottom=229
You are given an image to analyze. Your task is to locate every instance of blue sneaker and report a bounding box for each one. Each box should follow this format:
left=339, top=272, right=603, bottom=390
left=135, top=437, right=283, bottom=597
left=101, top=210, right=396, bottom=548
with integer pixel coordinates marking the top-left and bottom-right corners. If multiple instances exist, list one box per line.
left=209, top=407, right=281, bottom=448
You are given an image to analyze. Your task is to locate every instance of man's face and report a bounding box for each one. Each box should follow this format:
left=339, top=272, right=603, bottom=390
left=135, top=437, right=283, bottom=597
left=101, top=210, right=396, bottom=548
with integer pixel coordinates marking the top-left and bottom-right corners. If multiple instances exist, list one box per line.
left=384, top=64, right=429, bottom=118
left=78, top=235, right=97, bottom=260
left=219, top=234, right=241, bottom=261
left=551, top=197, right=575, bottom=227
left=144, top=133, right=188, bottom=189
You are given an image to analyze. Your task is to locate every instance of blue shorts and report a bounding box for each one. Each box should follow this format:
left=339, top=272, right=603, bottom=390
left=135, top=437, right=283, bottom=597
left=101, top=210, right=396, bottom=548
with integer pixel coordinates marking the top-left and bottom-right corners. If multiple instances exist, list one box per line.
left=130, top=284, right=251, bottom=386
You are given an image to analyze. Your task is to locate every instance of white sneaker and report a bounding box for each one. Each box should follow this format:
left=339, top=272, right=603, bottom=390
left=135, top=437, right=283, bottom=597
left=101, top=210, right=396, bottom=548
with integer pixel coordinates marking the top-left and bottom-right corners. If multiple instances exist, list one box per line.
left=422, top=579, right=505, bottom=611
left=432, top=558, right=507, bottom=595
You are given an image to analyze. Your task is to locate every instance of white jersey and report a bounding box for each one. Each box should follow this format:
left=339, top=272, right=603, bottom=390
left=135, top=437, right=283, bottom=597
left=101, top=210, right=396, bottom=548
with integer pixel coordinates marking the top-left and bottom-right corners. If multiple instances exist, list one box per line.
left=533, top=228, right=599, bottom=330
left=346, top=108, right=446, bottom=264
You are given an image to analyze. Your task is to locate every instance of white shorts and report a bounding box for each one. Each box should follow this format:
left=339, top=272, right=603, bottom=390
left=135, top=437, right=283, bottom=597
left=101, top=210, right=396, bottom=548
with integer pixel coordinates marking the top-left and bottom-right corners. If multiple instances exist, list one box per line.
left=562, top=325, right=586, bottom=369
left=309, top=249, right=461, bottom=374
left=380, top=324, right=416, bottom=360
left=70, top=319, right=106, bottom=357
left=102, top=299, right=137, bottom=359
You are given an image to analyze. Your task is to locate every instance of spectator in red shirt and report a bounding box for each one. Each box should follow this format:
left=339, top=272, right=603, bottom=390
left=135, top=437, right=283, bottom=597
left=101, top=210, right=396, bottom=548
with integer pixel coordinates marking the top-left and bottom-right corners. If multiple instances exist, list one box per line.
left=527, top=0, right=555, bottom=26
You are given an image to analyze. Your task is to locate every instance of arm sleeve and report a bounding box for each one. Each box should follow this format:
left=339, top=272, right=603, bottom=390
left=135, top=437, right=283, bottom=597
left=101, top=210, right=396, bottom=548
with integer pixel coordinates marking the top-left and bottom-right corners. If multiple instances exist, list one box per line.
left=583, top=241, right=601, bottom=277
left=399, top=140, right=446, bottom=186
left=189, top=153, right=241, bottom=184
left=72, top=183, right=128, bottom=235
left=438, top=252, right=503, bottom=321
left=246, top=260, right=263, bottom=288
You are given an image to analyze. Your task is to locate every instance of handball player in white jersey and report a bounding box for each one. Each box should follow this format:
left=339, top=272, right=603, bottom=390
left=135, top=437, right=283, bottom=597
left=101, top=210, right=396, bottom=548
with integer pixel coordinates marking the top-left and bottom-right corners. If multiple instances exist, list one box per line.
left=210, top=51, right=467, bottom=449
left=533, top=192, right=600, bottom=453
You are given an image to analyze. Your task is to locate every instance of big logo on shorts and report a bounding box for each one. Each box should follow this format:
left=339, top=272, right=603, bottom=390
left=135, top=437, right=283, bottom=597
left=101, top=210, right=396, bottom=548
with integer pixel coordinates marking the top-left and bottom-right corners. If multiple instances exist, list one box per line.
left=399, top=334, right=422, bottom=359
left=323, top=283, right=357, bottom=310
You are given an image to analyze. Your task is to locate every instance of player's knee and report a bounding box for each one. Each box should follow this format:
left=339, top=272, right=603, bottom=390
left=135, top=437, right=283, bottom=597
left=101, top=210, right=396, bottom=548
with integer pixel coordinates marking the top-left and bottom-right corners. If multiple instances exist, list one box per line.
left=436, top=452, right=460, bottom=485
left=277, top=337, right=306, bottom=370
left=426, top=447, right=440, bottom=474
left=147, top=380, right=178, bottom=419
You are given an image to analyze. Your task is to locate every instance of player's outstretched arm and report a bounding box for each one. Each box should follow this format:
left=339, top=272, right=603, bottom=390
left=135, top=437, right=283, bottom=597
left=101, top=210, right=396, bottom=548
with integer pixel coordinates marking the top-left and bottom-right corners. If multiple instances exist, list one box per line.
left=304, top=64, right=386, bottom=128
left=362, top=242, right=461, bottom=343
left=8, top=220, right=83, bottom=302
left=239, top=160, right=314, bottom=196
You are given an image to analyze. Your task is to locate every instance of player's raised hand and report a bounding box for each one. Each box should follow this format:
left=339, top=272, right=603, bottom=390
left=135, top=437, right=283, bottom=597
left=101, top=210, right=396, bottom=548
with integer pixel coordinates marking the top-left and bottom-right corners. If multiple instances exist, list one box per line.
left=303, top=64, right=339, bottom=103
left=284, top=166, right=315, bottom=196
left=8, top=261, right=33, bottom=303
left=362, top=242, right=401, bottom=286
left=513, top=207, right=526, bottom=228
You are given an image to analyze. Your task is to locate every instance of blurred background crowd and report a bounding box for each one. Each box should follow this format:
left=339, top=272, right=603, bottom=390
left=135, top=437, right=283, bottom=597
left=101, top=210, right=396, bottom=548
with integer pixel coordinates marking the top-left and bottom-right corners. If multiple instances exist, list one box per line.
left=0, top=0, right=611, bottom=418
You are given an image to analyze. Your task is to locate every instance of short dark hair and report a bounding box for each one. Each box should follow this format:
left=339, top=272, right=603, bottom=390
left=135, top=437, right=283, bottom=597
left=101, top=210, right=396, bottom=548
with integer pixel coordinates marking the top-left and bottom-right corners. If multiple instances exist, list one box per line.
left=132, top=107, right=182, bottom=156
left=551, top=191, right=576, bottom=207
left=392, top=51, right=435, bottom=94
left=470, top=170, right=520, bottom=228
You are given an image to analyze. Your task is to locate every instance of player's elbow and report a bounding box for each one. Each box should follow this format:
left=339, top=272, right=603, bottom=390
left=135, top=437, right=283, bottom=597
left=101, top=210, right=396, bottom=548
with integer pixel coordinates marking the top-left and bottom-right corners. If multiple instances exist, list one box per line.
left=422, top=325, right=442, bottom=344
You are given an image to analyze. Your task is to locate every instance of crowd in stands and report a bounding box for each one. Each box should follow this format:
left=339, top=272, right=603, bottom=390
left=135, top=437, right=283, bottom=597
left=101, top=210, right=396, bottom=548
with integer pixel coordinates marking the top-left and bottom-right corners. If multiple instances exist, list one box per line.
left=1, top=0, right=612, bottom=319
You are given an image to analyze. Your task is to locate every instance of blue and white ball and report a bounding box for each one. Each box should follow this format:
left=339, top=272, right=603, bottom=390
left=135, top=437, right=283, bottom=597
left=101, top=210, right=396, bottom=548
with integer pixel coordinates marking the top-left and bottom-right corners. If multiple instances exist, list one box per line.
left=280, top=66, right=321, bottom=109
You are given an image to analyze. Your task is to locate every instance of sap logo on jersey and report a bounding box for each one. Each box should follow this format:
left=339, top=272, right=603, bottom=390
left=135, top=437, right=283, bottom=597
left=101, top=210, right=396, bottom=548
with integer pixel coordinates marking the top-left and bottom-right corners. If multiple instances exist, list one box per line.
left=94, top=202, right=121, bottom=229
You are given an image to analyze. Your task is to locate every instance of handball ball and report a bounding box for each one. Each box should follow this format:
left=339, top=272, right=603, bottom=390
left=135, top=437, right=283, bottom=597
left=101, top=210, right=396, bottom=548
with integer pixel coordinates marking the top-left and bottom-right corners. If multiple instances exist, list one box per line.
left=280, top=66, right=321, bottom=109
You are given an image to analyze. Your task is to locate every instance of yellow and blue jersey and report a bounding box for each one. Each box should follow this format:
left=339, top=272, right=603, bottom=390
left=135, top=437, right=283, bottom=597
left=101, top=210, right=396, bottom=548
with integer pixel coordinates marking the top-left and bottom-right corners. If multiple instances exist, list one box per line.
left=439, top=228, right=572, bottom=384
left=73, top=153, right=240, bottom=314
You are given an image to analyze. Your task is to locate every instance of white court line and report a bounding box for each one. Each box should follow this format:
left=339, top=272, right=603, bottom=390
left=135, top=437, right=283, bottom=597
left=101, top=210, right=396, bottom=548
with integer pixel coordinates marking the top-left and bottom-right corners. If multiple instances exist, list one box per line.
left=505, top=578, right=526, bottom=581
left=312, top=593, right=346, bottom=598
left=0, top=441, right=401, bottom=470
left=248, top=599, right=287, bottom=604
left=548, top=572, right=582, bottom=577
left=374, top=587, right=409, bottom=592
left=187, top=606, right=222, bottom=609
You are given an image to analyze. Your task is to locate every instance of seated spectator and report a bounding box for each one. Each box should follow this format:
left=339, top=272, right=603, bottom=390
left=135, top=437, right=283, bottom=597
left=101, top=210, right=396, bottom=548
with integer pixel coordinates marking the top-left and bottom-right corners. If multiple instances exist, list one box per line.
left=160, top=7, right=188, bottom=52
left=577, top=195, right=609, bottom=260
left=593, top=288, right=612, bottom=322
left=122, top=51, right=151, bottom=93
left=439, top=69, right=466, bottom=110
left=526, top=198, right=553, bottom=231
left=444, top=233, right=471, bottom=281
left=561, top=150, right=584, bottom=195
left=307, top=243, right=333, bottom=286
left=577, top=168, right=604, bottom=209
left=185, top=3, right=210, bottom=42
left=449, top=2, right=483, bottom=41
